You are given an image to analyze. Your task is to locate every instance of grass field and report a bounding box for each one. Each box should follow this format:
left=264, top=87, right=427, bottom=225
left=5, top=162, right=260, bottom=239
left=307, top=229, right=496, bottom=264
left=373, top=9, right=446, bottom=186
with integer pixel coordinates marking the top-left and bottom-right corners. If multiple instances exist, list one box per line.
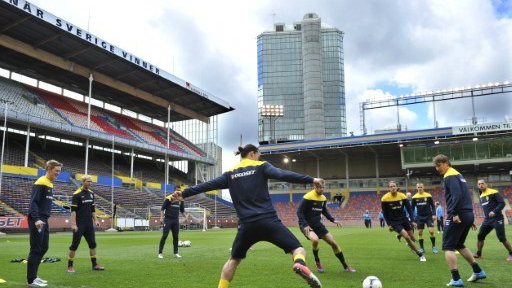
left=0, top=226, right=511, bottom=287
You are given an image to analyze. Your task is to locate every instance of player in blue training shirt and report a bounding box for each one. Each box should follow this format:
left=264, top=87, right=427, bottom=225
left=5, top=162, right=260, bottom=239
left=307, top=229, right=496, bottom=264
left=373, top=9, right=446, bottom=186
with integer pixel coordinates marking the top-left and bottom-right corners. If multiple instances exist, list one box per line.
left=297, top=184, right=356, bottom=273
left=411, top=183, right=438, bottom=254
left=171, top=144, right=323, bottom=288
left=381, top=181, right=426, bottom=262
left=158, top=187, right=186, bottom=259
left=67, top=175, right=104, bottom=272
left=26, top=160, right=62, bottom=287
left=433, top=154, right=486, bottom=287
left=473, top=179, right=512, bottom=261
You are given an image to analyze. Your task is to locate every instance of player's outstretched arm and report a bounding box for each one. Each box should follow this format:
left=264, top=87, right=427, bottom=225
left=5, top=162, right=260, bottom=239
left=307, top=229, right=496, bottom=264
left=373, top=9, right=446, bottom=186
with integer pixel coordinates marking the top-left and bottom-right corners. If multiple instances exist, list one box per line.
left=181, top=174, right=229, bottom=198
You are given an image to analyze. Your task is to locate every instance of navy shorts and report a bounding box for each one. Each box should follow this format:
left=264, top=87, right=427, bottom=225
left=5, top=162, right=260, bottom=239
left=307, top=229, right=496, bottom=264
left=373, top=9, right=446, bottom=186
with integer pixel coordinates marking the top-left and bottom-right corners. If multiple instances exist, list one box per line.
left=416, top=216, right=434, bottom=230
left=442, top=212, right=474, bottom=251
left=391, top=220, right=413, bottom=233
left=231, top=217, right=301, bottom=259
left=69, top=223, right=96, bottom=251
left=478, top=217, right=507, bottom=242
left=303, top=222, right=329, bottom=239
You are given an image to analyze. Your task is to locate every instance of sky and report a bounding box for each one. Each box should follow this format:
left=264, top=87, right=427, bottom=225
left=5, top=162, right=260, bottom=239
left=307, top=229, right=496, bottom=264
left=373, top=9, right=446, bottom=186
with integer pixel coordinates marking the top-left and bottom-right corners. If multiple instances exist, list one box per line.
left=24, top=0, right=512, bottom=175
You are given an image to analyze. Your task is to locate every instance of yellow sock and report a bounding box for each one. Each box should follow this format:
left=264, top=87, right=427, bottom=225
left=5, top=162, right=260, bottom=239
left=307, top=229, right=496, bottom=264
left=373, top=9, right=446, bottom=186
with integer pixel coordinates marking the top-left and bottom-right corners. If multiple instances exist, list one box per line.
left=218, top=279, right=230, bottom=288
left=293, top=254, right=306, bottom=262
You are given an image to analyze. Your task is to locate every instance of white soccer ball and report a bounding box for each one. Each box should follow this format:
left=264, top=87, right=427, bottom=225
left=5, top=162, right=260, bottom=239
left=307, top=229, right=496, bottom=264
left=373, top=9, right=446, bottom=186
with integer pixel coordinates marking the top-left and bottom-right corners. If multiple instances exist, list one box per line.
left=182, top=240, right=191, bottom=247
left=362, top=276, right=382, bottom=288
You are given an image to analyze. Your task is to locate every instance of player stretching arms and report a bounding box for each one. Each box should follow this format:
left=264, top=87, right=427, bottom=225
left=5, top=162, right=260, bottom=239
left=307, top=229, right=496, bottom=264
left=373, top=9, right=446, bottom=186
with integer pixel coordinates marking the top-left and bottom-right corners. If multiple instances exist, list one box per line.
left=172, top=144, right=323, bottom=288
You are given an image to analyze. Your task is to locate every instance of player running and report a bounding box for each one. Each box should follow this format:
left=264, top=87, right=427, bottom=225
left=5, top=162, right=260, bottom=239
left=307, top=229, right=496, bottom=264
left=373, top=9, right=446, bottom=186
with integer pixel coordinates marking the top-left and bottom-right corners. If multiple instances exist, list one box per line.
left=473, top=179, right=512, bottom=261
left=297, top=184, right=356, bottom=273
left=411, top=183, right=438, bottom=254
left=381, top=181, right=426, bottom=262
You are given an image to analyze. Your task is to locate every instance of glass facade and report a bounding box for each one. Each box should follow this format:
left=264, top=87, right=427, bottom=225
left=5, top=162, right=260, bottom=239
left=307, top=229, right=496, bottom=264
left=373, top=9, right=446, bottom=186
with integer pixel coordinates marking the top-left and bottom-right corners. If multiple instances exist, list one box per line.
left=322, top=30, right=346, bottom=138
left=402, top=137, right=512, bottom=165
left=257, top=19, right=345, bottom=143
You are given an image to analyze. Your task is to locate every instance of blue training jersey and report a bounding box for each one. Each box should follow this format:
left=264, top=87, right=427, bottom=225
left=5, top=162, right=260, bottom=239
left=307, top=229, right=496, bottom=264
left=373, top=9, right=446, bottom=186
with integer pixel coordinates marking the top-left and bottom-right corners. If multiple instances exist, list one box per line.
left=442, top=167, right=473, bottom=217
left=182, top=158, right=314, bottom=223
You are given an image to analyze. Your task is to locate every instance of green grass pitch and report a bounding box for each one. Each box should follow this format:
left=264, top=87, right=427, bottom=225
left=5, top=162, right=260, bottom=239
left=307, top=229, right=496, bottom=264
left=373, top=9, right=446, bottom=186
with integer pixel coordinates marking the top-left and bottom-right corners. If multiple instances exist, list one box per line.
left=0, top=226, right=510, bottom=287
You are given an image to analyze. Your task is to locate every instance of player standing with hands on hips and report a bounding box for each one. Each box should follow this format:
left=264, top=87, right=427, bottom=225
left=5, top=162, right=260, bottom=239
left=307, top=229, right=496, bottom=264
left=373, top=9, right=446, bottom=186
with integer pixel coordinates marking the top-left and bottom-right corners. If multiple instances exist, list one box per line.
left=67, top=175, right=105, bottom=273
left=171, top=144, right=324, bottom=288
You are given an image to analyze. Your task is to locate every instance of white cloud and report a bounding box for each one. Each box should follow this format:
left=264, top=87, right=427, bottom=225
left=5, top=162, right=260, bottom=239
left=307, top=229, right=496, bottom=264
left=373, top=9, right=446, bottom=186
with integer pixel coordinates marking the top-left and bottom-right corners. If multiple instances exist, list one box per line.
left=27, top=0, right=512, bottom=175
left=361, top=90, right=418, bottom=133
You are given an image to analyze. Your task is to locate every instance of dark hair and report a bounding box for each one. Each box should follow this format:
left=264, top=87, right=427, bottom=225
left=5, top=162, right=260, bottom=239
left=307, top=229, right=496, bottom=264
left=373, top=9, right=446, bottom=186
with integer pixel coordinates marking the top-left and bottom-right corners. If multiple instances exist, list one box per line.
left=235, top=144, right=259, bottom=158
left=432, top=154, right=451, bottom=166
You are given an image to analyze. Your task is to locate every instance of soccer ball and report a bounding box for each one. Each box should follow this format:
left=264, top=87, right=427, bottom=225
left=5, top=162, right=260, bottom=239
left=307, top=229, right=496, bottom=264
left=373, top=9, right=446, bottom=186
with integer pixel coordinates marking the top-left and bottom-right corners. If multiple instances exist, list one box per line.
left=182, top=240, right=191, bottom=247
left=362, top=276, right=382, bottom=288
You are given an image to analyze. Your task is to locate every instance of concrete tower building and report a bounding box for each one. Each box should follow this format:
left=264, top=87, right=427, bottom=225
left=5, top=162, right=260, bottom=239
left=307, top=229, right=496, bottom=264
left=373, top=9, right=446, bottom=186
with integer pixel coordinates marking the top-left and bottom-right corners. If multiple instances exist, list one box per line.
left=257, top=13, right=346, bottom=143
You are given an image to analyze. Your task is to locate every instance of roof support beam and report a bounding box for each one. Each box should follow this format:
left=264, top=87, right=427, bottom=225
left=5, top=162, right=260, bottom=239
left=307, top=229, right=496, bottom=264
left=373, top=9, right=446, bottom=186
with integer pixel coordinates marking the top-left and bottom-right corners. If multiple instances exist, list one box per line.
left=63, top=46, right=92, bottom=59
left=136, top=78, right=159, bottom=88
left=0, top=15, right=31, bottom=33
left=33, top=32, right=64, bottom=48
left=114, top=69, right=138, bottom=80
left=0, top=34, right=208, bottom=123
left=93, top=58, right=119, bottom=70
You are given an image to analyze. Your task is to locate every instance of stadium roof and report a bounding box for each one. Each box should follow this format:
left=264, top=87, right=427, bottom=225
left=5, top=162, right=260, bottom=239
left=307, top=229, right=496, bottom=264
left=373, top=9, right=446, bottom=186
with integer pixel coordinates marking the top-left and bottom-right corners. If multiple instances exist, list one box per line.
left=260, top=123, right=512, bottom=154
left=0, top=0, right=234, bottom=123
left=260, top=126, right=512, bottom=176
left=260, top=127, right=453, bottom=154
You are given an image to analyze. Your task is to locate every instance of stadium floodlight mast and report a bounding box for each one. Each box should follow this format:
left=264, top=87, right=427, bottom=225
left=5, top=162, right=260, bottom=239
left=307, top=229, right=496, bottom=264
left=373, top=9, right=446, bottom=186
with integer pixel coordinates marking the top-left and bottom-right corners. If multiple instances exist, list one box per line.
left=260, top=105, right=284, bottom=144
left=359, top=81, right=512, bottom=135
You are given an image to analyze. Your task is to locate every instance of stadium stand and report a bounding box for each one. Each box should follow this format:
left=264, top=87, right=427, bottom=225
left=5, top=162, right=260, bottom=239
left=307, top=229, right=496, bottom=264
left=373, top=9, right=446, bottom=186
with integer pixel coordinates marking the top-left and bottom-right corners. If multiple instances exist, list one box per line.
left=0, top=77, right=67, bottom=124
left=0, top=76, right=205, bottom=157
left=272, top=184, right=495, bottom=226
left=0, top=175, right=69, bottom=216
left=187, top=194, right=237, bottom=219
left=36, top=88, right=134, bottom=140
left=0, top=138, right=230, bottom=222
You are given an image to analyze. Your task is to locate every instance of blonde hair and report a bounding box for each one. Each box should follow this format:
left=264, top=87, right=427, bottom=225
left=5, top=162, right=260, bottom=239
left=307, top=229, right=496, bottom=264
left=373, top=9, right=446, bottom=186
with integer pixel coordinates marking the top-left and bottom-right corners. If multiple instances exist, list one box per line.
left=46, top=160, right=62, bottom=171
left=81, top=175, right=92, bottom=182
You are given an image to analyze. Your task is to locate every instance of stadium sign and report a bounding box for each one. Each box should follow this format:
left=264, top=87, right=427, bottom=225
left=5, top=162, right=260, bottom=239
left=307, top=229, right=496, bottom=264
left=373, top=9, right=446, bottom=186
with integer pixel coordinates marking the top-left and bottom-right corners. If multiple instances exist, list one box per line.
left=0, top=216, right=28, bottom=228
left=3, top=0, right=231, bottom=108
left=4, top=0, right=162, bottom=75
left=452, top=122, right=512, bottom=135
